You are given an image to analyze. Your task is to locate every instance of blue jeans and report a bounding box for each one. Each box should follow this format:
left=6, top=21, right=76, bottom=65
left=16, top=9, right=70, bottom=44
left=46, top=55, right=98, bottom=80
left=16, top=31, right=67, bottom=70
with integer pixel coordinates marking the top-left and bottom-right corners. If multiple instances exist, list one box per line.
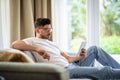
left=66, top=46, right=120, bottom=79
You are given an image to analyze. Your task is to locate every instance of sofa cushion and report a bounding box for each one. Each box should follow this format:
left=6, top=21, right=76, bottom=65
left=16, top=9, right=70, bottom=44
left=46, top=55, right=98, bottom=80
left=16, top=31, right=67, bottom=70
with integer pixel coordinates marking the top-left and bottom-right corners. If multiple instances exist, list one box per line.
left=0, top=48, right=34, bottom=63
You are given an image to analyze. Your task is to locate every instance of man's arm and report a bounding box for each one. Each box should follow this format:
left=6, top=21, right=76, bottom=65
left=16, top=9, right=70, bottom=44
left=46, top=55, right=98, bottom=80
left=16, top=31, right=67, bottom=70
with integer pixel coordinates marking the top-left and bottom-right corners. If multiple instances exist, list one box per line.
left=11, top=40, right=50, bottom=60
left=11, top=40, right=38, bottom=51
left=61, top=48, right=87, bottom=63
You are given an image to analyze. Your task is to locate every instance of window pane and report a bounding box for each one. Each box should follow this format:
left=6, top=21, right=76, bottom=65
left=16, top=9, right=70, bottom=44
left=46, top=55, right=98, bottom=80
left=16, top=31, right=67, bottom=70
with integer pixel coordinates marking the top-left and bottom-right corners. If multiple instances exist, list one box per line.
left=100, top=0, right=120, bottom=54
left=68, top=0, right=87, bottom=52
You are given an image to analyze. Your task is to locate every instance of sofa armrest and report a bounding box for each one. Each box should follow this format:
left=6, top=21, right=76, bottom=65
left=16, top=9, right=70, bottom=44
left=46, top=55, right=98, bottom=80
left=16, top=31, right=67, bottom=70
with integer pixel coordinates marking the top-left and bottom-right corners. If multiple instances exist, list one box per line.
left=0, top=62, right=69, bottom=80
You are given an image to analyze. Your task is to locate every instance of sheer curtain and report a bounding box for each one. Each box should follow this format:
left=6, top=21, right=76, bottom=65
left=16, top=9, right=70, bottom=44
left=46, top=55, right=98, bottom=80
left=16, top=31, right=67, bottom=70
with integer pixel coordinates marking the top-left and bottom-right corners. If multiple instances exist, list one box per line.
left=0, top=0, right=51, bottom=48
left=87, top=0, right=100, bottom=47
left=52, top=0, right=69, bottom=51
left=0, top=0, right=10, bottom=48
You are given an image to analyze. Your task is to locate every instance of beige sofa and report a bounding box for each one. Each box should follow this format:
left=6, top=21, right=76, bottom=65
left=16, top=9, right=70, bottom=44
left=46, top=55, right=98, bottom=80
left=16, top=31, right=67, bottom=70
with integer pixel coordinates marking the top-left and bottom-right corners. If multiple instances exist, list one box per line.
left=0, top=49, right=69, bottom=80
left=0, top=62, right=69, bottom=80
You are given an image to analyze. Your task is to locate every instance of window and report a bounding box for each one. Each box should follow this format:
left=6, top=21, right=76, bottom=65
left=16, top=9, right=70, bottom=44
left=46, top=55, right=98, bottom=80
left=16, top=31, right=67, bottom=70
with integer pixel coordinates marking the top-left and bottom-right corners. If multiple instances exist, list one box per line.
left=52, top=0, right=119, bottom=54
left=52, top=0, right=99, bottom=53
left=52, top=0, right=88, bottom=53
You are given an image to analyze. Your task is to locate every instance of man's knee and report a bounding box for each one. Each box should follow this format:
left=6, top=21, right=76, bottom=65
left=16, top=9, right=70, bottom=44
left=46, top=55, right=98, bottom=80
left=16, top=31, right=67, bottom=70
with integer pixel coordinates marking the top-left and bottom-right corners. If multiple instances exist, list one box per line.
left=89, top=45, right=98, bottom=49
left=87, top=46, right=98, bottom=53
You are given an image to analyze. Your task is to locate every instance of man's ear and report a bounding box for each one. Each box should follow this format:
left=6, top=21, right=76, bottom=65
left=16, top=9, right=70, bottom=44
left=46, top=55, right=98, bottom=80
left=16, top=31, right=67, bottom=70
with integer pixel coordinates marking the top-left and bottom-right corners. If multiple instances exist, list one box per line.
left=35, top=27, right=41, bottom=34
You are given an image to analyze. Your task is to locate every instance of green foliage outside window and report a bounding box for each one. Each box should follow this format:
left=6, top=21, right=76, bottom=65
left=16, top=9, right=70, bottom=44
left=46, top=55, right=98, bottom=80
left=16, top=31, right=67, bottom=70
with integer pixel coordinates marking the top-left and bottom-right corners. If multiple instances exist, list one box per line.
left=101, top=35, right=120, bottom=54
left=100, top=0, right=120, bottom=54
left=68, top=0, right=86, bottom=39
left=68, top=0, right=120, bottom=54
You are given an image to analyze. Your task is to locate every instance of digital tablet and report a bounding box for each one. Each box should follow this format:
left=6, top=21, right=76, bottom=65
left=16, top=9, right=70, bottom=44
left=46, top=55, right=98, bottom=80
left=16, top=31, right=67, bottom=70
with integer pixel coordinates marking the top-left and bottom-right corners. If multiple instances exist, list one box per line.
left=76, top=41, right=86, bottom=56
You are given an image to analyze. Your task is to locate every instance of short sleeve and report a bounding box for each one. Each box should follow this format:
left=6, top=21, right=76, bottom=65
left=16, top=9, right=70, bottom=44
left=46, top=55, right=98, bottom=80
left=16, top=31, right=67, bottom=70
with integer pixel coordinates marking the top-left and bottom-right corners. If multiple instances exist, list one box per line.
left=22, top=37, right=34, bottom=45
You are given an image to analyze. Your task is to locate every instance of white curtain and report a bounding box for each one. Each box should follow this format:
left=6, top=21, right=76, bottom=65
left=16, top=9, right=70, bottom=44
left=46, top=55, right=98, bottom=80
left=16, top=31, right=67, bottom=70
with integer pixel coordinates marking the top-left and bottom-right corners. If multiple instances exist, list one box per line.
left=0, top=0, right=10, bottom=48
left=52, top=0, right=69, bottom=51
left=87, top=0, right=100, bottom=47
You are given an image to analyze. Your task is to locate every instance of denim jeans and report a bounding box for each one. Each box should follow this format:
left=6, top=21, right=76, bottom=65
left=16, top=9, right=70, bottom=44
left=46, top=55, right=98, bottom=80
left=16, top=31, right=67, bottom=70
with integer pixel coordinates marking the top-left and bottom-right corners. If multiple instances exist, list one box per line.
left=66, top=46, right=120, bottom=79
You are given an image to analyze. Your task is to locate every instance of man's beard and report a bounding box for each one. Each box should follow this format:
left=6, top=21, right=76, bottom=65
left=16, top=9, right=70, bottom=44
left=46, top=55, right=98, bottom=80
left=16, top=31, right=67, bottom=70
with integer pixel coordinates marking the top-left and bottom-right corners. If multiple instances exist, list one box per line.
left=41, top=34, right=51, bottom=39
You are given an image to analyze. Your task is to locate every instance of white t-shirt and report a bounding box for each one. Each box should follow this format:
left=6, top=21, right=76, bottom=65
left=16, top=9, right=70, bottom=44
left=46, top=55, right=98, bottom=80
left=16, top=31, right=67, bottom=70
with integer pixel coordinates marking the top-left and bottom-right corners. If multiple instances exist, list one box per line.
left=23, top=37, right=69, bottom=67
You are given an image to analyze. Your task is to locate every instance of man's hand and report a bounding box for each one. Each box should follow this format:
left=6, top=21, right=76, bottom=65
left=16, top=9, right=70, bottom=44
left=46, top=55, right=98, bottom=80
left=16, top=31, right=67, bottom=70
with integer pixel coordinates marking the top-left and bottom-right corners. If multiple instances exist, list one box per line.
left=35, top=48, right=50, bottom=60
left=80, top=48, right=87, bottom=59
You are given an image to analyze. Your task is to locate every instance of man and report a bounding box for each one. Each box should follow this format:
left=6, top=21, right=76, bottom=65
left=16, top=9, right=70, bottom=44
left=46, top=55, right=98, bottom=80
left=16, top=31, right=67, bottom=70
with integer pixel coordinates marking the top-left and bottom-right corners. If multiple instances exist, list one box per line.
left=11, top=18, right=120, bottom=79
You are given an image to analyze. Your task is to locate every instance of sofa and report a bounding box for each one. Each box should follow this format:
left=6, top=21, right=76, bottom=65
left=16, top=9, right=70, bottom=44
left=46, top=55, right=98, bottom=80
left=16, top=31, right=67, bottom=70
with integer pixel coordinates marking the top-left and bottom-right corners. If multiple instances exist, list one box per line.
left=0, top=49, right=92, bottom=80
left=0, top=49, right=69, bottom=80
left=0, top=62, right=69, bottom=80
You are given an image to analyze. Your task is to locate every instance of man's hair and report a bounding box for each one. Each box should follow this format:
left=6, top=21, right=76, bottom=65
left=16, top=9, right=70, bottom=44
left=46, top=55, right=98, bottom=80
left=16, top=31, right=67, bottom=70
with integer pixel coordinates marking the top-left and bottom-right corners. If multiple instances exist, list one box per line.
left=34, top=18, right=51, bottom=28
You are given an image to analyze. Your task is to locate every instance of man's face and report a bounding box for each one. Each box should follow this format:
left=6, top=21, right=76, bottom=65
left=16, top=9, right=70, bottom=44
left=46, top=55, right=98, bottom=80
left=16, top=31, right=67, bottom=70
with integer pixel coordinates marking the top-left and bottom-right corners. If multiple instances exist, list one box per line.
left=39, top=24, right=52, bottom=39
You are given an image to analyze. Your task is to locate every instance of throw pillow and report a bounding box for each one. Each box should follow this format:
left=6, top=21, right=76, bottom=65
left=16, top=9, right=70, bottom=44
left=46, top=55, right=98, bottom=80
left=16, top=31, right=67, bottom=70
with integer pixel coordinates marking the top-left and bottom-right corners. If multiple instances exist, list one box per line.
left=0, top=48, right=34, bottom=63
